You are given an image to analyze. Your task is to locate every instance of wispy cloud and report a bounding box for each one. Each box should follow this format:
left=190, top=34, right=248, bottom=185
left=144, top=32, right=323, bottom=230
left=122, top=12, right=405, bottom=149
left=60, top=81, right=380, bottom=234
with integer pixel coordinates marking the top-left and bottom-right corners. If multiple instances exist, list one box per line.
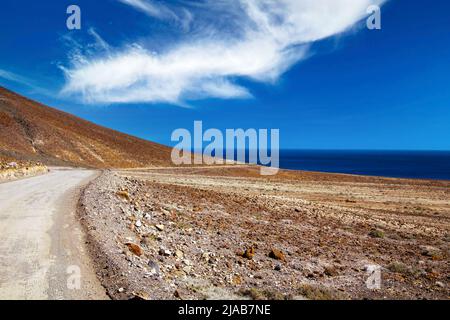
left=62, top=0, right=386, bottom=105
left=118, top=0, right=192, bottom=29
left=0, top=68, right=56, bottom=97
left=118, top=0, right=176, bottom=20
left=0, top=69, right=32, bottom=85
left=87, top=27, right=111, bottom=52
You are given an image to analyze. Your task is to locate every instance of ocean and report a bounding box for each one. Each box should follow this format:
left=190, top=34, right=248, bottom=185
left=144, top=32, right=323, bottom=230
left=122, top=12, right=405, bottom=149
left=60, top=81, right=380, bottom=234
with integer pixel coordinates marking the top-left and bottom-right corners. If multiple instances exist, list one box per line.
left=278, top=150, right=450, bottom=181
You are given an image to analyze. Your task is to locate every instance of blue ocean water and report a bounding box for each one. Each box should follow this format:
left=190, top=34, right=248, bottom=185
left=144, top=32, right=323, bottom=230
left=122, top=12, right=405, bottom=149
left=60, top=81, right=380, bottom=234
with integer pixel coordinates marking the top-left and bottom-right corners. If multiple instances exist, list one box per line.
left=278, top=150, right=450, bottom=180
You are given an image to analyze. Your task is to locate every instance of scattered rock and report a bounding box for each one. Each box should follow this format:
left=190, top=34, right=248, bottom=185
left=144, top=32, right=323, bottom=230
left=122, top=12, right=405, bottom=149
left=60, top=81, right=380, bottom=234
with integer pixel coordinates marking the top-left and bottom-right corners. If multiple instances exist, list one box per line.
left=131, top=291, right=150, bottom=300
left=182, top=266, right=192, bottom=274
left=147, top=260, right=160, bottom=275
left=269, top=249, right=286, bottom=261
left=79, top=163, right=450, bottom=300
left=202, top=252, right=210, bottom=261
left=116, top=190, right=130, bottom=201
left=324, top=266, right=339, bottom=277
left=420, top=246, right=443, bottom=260
left=7, top=162, right=18, bottom=168
left=183, top=259, right=192, bottom=266
left=232, top=275, right=243, bottom=285
left=125, top=242, right=143, bottom=257
left=159, top=248, right=172, bottom=256
left=243, top=247, right=256, bottom=260
left=175, top=250, right=184, bottom=259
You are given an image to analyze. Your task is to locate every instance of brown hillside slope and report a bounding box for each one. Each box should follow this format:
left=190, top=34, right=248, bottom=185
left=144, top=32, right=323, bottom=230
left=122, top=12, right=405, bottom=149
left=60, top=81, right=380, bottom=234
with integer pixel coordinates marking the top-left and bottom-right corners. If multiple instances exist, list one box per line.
left=0, top=87, right=172, bottom=168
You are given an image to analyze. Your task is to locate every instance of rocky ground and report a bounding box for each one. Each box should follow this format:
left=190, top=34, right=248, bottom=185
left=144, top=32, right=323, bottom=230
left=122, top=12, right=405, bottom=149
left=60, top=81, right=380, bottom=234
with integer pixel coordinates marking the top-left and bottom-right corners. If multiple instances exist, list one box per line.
left=0, top=159, right=48, bottom=182
left=79, top=166, right=449, bottom=300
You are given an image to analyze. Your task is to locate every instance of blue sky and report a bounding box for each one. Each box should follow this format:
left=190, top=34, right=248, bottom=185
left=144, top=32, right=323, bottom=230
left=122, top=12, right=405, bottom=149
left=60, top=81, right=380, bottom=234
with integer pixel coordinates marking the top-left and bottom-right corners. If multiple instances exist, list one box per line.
left=0, top=0, right=449, bottom=150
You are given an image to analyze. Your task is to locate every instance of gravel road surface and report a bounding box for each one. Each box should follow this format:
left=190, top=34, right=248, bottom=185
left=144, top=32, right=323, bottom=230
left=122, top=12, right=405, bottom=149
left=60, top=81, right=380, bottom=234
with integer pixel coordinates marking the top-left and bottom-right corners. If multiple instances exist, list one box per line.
left=0, top=168, right=107, bottom=300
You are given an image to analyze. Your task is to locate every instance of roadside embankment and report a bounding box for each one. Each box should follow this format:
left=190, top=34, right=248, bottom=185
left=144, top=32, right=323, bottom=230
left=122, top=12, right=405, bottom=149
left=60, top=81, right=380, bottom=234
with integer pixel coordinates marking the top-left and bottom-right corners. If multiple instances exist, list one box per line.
left=0, top=161, right=49, bottom=182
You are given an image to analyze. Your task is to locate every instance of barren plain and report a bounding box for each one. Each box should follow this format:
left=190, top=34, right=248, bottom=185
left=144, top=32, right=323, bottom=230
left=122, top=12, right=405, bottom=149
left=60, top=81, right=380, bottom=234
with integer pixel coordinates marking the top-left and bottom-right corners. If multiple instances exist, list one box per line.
left=79, top=166, right=450, bottom=300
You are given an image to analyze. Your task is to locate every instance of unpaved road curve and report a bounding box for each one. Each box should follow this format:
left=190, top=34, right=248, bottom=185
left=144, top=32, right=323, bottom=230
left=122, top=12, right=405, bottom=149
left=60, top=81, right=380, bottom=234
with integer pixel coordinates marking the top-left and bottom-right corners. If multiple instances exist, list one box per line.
left=0, top=168, right=108, bottom=300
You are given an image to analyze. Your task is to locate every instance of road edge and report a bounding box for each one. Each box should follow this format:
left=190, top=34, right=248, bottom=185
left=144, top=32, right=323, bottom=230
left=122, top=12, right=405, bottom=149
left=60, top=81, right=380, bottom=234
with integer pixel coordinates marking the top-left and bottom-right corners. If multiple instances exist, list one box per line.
left=77, top=170, right=127, bottom=300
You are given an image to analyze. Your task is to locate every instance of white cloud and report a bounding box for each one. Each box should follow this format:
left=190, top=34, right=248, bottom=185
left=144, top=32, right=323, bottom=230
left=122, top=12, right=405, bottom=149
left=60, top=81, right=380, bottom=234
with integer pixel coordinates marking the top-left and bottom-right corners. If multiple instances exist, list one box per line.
left=87, top=27, right=111, bottom=52
left=0, top=69, right=31, bottom=85
left=118, top=0, right=193, bottom=29
left=0, top=68, right=56, bottom=97
left=118, top=0, right=177, bottom=20
left=62, top=0, right=386, bottom=105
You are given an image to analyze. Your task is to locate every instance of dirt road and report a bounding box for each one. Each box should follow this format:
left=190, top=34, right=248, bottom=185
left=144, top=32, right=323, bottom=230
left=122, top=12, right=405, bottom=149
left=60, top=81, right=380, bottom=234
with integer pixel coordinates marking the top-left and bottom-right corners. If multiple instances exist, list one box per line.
left=0, top=168, right=107, bottom=300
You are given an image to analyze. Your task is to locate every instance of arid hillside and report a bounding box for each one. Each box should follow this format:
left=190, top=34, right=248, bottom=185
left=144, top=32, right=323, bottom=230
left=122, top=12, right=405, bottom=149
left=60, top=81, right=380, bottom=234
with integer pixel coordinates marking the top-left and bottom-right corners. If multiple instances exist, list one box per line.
left=0, top=87, right=172, bottom=168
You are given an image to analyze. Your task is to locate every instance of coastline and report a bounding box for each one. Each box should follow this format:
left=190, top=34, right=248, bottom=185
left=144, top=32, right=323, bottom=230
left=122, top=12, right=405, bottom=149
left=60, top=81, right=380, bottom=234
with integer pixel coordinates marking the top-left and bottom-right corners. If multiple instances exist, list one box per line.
left=276, top=150, right=450, bottom=181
